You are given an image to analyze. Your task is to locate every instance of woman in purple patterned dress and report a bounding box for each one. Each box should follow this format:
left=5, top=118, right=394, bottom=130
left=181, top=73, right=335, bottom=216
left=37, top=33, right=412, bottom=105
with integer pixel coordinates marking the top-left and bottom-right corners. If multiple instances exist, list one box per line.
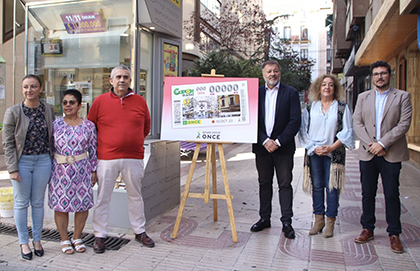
left=48, top=89, right=97, bottom=254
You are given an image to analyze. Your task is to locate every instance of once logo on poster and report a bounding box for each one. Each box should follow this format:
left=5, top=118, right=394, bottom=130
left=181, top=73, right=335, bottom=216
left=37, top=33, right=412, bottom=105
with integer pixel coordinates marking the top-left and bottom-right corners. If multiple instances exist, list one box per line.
left=196, top=131, right=221, bottom=140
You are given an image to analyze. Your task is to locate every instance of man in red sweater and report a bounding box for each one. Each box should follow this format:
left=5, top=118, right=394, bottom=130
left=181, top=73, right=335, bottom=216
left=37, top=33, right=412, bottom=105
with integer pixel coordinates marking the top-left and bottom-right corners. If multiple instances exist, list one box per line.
left=88, top=65, right=154, bottom=253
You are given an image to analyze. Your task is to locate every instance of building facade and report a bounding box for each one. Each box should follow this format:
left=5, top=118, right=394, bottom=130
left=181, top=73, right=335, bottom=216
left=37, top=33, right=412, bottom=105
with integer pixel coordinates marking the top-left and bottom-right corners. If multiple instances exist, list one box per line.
left=0, top=0, right=184, bottom=225
left=331, top=0, right=420, bottom=166
left=1, top=0, right=183, bottom=140
left=182, top=0, right=265, bottom=72
left=263, top=0, right=333, bottom=81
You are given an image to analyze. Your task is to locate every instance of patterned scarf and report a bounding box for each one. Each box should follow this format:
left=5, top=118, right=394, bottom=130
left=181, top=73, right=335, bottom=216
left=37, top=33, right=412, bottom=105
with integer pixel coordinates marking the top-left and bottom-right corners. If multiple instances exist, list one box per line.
left=302, top=101, right=346, bottom=194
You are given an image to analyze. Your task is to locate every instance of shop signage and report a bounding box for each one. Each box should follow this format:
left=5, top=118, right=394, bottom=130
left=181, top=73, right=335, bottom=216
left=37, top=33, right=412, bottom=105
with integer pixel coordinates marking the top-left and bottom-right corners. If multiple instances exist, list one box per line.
left=170, top=0, right=181, bottom=8
left=41, top=39, right=63, bottom=56
left=163, top=43, right=178, bottom=78
left=60, top=12, right=106, bottom=34
left=140, top=0, right=182, bottom=38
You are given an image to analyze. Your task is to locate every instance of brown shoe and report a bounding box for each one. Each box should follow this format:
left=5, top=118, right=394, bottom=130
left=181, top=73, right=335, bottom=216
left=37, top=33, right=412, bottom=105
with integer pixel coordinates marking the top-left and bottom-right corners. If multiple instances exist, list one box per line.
left=93, top=237, right=105, bottom=253
left=135, top=232, right=155, bottom=248
left=390, top=235, right=403, bottom=253
left=355, top=229, right=374, bottom=243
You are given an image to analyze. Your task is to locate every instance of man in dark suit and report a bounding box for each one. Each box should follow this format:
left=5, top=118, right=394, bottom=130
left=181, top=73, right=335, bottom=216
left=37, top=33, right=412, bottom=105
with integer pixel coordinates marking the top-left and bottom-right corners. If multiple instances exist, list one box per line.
left=251, top=60, right=301, bottom=239
left=353, top=60, right=412, bottom=253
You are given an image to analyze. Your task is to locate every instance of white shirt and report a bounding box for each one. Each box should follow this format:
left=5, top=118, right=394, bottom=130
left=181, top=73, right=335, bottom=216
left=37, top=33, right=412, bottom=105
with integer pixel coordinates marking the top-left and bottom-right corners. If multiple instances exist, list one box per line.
left=263, top=83, right=280, bottom=146
left=298, top=100, right=355, bottom=156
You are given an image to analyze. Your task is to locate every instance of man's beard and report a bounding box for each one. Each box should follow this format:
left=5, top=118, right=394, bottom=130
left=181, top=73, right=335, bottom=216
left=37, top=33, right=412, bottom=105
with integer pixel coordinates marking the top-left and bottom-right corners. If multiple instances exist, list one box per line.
left=374, top=81, right=389, bottom=90
left=266, top=78, right=279, bottom=87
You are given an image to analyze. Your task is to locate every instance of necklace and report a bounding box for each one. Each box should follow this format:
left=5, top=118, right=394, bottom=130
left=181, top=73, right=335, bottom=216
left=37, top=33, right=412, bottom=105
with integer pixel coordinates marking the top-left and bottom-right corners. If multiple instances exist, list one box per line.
left=64, top=116, right=82, bottom=126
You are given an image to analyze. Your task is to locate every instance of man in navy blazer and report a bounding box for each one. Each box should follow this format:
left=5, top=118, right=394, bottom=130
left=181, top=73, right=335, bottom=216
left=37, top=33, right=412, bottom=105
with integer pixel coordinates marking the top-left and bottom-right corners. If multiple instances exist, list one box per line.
left=251, top=60, right=301, bottom=239
left=353, top=60, right=412, bottom=253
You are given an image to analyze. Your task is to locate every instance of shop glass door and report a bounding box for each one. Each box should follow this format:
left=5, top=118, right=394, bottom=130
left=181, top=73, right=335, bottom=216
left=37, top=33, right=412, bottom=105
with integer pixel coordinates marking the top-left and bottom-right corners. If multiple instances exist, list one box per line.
left=26, top=0, right=134, bottom=118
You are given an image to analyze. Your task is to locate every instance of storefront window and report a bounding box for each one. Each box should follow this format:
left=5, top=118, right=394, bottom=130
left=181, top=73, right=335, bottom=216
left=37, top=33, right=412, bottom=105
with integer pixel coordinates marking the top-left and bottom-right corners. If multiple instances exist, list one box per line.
left=26, top=0, right=134, bottom=117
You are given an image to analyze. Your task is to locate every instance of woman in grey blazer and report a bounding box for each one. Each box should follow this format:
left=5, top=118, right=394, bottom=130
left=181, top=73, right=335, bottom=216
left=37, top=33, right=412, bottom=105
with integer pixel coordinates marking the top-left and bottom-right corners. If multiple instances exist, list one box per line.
left=2, top=74, right=54, bottom=260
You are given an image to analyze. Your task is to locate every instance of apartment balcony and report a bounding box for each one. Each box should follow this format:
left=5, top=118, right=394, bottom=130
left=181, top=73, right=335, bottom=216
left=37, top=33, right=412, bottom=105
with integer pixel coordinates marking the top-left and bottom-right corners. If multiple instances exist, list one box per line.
left=355, top=0, right=418, bottom=66
left=333, top=0, right=351, bottom=59
left=331, top=56, right=343, bottom=74
left=333, top=38, right=351, bottom=59
left=200, top=2, right=220, bottom=34
left=345, top=0, right=369, bottom=40
left=282, top=35, right=311, bottom=44
left=343, top=46, right=370, bottom=76
left=400, top=0, right=419, bottom=15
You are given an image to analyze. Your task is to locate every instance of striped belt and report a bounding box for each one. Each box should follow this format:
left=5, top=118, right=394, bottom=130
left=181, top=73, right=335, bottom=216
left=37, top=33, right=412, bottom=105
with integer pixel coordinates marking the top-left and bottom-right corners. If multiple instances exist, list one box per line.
left=54, top=152, right=88, bottom=165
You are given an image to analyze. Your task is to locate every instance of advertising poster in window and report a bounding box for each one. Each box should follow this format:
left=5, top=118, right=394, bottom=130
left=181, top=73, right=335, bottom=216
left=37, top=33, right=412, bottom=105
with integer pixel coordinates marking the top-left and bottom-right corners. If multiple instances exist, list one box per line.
left=161, top=77, right=258, bottom=143
left=60, top=12, right=106, bottom=34
left=163, top=43, right=178, bottom=78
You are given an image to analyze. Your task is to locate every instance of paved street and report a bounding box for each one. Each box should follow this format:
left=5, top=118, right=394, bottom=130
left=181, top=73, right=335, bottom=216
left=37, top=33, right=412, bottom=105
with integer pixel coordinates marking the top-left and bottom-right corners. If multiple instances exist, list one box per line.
left=1, top=142, right=420, bottom=270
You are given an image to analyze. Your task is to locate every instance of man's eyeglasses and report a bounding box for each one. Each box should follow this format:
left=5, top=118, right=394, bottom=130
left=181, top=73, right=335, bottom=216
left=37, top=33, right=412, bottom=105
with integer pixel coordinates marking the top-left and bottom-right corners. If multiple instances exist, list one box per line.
left=62, top=100, right=77, bottom=106
left=372, top=72, right=389, bottom=77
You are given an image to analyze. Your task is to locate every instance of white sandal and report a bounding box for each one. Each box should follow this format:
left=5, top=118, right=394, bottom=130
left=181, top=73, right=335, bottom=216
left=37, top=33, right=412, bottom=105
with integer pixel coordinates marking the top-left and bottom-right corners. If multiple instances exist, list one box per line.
left=71, top=237, right=86, bottom=253
left=61, top=240, right=74, bottom=254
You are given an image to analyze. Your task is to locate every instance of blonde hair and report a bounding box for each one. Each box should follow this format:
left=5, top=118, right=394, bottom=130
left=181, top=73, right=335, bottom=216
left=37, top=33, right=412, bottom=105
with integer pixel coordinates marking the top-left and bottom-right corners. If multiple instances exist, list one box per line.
left=307, top=74, right=344, bottom=102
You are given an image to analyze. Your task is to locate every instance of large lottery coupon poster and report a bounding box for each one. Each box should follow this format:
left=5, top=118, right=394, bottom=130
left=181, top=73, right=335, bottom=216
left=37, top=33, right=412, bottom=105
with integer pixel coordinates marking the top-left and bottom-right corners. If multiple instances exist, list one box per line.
left=161, top=77, right=258, bottom=143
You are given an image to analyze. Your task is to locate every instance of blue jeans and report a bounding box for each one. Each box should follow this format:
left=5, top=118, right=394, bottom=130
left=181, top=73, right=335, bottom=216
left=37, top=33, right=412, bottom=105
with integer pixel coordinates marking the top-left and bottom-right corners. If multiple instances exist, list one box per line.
left=310, top=154, right=339, bottom=218
left=12, top=154, right=51, bottom=244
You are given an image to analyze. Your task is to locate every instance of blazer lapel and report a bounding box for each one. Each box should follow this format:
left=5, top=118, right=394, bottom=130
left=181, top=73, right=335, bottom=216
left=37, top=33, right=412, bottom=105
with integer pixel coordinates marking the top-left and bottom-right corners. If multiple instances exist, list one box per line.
left=365, top=90, right=376, bottom=126
left=273, top=83, right=284, bottom=124
left=260, top=87, right=267, bottom=130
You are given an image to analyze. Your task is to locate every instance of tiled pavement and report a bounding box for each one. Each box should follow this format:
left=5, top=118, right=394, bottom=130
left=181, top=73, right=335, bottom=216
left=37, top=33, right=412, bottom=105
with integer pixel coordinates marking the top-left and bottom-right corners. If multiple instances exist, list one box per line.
left=1, top=142, right=420, bottom=271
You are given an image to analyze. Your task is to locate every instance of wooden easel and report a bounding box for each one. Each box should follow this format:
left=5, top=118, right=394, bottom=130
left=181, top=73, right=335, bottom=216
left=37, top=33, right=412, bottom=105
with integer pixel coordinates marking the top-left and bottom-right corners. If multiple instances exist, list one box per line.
left=171, top=69, right=238, bottom=243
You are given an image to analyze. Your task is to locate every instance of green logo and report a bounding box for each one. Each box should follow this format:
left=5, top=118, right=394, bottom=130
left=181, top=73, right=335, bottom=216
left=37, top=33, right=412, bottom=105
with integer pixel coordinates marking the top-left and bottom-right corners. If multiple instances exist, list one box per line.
left=174, top=88, right=194, bottom=96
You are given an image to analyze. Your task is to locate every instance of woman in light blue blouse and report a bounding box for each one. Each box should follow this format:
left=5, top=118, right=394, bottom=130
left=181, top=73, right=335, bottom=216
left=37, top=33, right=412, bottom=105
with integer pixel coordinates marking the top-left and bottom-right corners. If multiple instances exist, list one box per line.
left=299, top=74, right=354, bottom=238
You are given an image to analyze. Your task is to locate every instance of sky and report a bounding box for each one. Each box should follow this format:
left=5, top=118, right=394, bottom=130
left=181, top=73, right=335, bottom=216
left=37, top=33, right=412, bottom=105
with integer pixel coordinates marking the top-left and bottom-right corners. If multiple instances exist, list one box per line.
left=262, top=0, right=332, bottom=19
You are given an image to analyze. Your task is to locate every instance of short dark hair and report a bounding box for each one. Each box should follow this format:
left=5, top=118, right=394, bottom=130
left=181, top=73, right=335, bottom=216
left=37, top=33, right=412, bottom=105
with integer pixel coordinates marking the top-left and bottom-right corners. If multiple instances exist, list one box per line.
left=261, top=60, right=281, bottom=71
left=22, top=74, right=42, bottom=87
left=63, top=89, right=82, bottom=104
left=370, top=60, right=391, bottom=74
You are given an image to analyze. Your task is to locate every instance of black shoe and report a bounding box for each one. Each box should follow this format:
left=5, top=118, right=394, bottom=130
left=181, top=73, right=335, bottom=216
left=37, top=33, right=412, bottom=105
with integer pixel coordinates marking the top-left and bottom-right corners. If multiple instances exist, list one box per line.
left=250, top=219, right=271, bottom=232
left=93, top=237, right=106, bottom=253
left=282, top=223, right=295, bottom=239
left=33, top=241, right=44, bottom=257
left=20, top=245, right=33, bottom=260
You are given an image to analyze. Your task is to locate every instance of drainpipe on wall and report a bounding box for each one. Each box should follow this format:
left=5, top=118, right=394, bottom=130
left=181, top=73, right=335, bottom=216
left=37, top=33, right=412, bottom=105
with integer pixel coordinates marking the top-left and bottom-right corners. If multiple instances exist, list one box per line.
left=417, top=8, right=420, bottom=52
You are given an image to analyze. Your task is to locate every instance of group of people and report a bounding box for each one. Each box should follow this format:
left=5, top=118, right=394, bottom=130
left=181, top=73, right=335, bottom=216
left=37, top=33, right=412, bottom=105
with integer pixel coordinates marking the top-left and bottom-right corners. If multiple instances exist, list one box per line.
left=2, top=59, right=412, bottom=259
left=251, top=60, right=412, bottom=254
left=2, top=65, right=154, bottom=260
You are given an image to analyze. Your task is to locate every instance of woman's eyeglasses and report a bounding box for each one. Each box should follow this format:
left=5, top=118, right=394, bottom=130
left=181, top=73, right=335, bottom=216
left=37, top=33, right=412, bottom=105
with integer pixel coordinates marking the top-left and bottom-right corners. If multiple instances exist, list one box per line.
left=62, top=100, right=77, bottom=106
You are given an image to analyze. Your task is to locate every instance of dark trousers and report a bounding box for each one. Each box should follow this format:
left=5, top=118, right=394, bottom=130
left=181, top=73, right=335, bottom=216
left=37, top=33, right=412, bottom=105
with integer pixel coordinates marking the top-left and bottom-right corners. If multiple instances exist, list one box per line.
left=256, top=152, right=294, bottom=224
left=360, top=156, right=402, bottom=236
